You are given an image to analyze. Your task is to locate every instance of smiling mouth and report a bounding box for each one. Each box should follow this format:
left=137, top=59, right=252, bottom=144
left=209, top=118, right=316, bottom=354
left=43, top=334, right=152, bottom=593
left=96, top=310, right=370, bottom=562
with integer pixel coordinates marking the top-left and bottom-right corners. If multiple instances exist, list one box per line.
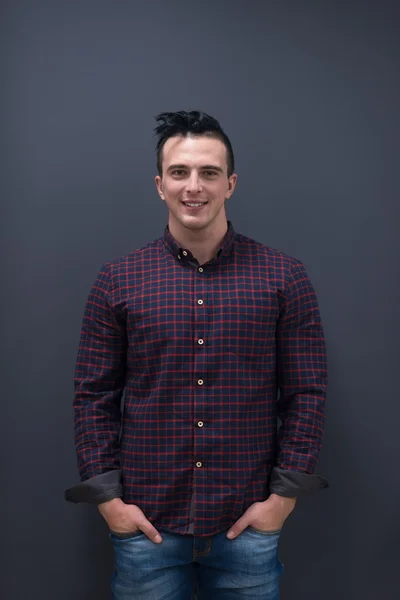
left=182, top=201, right=208, bottom=207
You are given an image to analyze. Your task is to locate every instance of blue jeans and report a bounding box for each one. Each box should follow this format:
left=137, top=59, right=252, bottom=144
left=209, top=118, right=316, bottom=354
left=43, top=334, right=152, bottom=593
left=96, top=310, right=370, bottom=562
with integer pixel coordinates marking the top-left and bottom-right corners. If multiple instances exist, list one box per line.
left=110, top=526, right=283, bottom=599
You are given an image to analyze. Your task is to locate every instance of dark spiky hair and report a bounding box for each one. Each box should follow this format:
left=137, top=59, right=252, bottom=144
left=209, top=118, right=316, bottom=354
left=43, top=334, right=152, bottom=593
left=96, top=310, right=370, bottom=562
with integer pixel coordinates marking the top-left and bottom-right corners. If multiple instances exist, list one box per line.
left=154, top=110, right=235, bottom=177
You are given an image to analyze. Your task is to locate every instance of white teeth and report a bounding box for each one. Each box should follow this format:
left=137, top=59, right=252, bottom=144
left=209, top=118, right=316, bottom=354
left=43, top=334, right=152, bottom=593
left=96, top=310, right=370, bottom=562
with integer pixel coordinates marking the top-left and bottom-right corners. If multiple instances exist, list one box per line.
left=185, top=203, right=204, bottom=207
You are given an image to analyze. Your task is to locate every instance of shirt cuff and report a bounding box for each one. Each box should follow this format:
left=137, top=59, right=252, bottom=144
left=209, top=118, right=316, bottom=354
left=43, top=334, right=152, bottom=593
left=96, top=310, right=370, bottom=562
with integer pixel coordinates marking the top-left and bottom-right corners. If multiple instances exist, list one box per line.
left=64, top=469, right=123, bottom=504
left=269, top=467, right=328, bottom=497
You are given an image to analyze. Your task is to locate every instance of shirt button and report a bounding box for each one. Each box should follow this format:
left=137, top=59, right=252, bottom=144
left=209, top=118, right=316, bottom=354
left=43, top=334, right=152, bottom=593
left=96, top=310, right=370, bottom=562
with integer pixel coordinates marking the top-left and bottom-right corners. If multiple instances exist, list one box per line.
left=196, top=461, right=203, bottom=468
left=182, top=250, right=188, bottom=256
left=197, top=299, right=204, bottom=305
left=197, top=421, right=204, bottom=428
left=198, top=339, right=204, bottom=345
left=177, top=255, right=182, bottom=260
left=197, top=379, right=204, bottom=386
left=198, top=267, right=204, bottom=273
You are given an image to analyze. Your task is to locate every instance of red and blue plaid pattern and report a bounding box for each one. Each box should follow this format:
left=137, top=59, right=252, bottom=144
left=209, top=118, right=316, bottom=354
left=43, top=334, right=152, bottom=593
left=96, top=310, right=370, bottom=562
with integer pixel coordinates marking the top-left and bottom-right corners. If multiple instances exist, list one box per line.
left=73, top=223, right=327, bottom=535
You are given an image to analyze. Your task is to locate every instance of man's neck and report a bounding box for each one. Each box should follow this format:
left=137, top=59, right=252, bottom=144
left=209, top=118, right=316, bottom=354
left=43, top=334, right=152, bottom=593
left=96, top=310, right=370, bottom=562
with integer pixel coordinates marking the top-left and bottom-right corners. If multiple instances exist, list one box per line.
left=169, top=219, right=228, bottom=266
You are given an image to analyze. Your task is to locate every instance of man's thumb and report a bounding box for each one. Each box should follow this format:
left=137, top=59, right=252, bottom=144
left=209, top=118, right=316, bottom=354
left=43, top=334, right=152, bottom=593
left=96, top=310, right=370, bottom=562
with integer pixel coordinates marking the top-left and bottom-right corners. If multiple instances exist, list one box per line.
left=226, top=518, right=247, bottom=540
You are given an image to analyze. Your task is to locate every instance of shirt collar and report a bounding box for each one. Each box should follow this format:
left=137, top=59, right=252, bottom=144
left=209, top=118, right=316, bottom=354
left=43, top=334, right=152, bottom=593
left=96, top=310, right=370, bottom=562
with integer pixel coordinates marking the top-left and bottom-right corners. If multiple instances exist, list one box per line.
left=163, top=221, right=236, bottom=265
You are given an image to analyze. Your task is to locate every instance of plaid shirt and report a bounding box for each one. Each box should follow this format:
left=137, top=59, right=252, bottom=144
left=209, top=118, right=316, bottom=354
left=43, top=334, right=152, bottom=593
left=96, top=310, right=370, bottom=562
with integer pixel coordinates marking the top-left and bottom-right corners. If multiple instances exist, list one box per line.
left=66, top=223, right=328, bottom=536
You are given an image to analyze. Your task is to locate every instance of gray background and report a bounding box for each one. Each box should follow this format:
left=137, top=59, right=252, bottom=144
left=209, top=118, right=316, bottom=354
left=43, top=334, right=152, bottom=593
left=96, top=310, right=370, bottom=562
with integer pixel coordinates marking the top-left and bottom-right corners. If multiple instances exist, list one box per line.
left=2, top=0, right=399, bottom=598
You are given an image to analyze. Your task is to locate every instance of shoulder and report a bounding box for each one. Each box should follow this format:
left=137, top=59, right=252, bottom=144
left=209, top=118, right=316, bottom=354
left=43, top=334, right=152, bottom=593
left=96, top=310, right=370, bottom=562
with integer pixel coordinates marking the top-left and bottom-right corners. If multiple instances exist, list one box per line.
left=102, top=237, right=164, bottom=273
left=234, top=231, right=303, bottom=272
left=93, top=238, right=163, bottom=298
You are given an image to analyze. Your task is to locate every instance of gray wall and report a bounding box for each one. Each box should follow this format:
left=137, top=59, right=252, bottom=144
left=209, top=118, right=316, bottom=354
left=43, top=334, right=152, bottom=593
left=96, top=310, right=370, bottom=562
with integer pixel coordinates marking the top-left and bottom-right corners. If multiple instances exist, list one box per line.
left=2, top=1, right=399, bottom=598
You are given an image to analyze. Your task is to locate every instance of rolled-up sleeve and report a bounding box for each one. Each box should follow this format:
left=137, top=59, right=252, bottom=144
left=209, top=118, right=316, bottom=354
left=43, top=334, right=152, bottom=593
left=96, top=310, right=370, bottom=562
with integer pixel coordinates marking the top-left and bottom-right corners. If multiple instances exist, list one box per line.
left=65, top=263, right=127, bottom=502
left=272, top=258, right=328, bottom=495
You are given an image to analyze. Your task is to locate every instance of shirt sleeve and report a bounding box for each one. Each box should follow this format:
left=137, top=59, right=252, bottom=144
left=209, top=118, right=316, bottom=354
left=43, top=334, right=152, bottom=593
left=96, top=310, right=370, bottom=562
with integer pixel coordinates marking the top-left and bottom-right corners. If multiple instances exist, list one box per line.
left=67, top=263, right=127, bottom=499
left=65, top=469, right=123, bottom=504
left=272, top=258, right=328, bottom=496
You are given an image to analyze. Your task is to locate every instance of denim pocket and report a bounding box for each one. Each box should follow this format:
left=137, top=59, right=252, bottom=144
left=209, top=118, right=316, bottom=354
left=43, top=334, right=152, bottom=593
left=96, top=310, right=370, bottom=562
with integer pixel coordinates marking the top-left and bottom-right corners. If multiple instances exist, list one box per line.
left=247, top=526, right=281, bottom=536
left=109, top=530, right=144, bottom=541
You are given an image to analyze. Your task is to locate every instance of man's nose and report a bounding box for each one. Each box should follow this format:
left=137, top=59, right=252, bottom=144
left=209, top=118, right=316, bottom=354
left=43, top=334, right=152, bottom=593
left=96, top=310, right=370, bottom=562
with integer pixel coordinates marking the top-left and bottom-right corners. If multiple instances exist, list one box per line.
left=186, top=172, right=202, bottom=193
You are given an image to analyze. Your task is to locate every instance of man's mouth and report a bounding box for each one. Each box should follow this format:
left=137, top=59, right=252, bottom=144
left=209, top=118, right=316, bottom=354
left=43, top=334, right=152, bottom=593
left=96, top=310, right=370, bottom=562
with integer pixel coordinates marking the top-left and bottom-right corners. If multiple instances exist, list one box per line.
left=182, top=201, right=207, bottom=208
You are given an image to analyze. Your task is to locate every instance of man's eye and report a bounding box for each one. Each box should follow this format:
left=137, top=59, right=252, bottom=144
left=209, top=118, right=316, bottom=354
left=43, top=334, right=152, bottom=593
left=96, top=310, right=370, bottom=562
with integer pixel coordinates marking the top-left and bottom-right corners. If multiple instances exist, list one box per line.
left=203, top=171, right=218, bottom=177
left=172, top=170, right=185, bottom=176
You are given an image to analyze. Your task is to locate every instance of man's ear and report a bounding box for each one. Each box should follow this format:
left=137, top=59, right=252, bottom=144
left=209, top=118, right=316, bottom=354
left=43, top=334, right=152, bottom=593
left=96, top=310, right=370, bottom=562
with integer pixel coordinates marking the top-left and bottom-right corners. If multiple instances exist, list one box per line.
left=226, top=173, right=237, bottom=198
left=155, top=175, right=164, bottom=199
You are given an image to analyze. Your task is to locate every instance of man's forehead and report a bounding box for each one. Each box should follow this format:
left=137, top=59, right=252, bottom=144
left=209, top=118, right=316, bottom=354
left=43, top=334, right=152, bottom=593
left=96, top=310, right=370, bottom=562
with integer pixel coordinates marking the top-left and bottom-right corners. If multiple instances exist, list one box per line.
left=162, top=135, right=226, bottom=166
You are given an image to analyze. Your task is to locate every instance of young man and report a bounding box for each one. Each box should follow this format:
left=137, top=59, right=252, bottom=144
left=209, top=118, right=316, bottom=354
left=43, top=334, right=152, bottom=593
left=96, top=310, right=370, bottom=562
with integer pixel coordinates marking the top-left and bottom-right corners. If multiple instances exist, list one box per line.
left=66, top=111, right=328, bottom=600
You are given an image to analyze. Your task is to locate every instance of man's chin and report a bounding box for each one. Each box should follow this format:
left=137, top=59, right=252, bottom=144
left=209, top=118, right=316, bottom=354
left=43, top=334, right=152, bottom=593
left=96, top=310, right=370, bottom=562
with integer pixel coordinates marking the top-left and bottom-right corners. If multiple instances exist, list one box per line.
left=179, top=216, right=210, bottom=230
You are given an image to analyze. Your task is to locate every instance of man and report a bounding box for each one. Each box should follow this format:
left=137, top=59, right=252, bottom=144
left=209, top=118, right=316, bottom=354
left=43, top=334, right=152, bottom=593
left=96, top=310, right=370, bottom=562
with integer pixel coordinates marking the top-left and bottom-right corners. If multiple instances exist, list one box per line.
left=66, top=110, right=328, bottom=600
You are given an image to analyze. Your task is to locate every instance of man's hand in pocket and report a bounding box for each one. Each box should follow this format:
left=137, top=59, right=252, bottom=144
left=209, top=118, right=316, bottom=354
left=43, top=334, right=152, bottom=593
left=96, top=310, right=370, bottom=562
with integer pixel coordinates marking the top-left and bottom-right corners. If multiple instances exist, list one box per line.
left=98, top=498, right=162, bottom=543
left=226, top=494, right=297, bottom=539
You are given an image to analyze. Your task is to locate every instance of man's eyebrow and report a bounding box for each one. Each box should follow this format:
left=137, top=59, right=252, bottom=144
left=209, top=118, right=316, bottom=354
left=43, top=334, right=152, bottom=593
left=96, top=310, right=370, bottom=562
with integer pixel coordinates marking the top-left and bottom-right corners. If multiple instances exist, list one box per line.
left=201, top=165, right=223, bottom=173
left=167, top=164, right=187, bottom=171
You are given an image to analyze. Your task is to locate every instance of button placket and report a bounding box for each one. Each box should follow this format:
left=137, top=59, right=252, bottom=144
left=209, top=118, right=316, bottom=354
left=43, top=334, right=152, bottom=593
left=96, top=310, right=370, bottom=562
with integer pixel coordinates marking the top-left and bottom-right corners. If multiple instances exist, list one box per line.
left=193, top=265, right=208, bottom=494
left=194, top=272, right=207, bottom=390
